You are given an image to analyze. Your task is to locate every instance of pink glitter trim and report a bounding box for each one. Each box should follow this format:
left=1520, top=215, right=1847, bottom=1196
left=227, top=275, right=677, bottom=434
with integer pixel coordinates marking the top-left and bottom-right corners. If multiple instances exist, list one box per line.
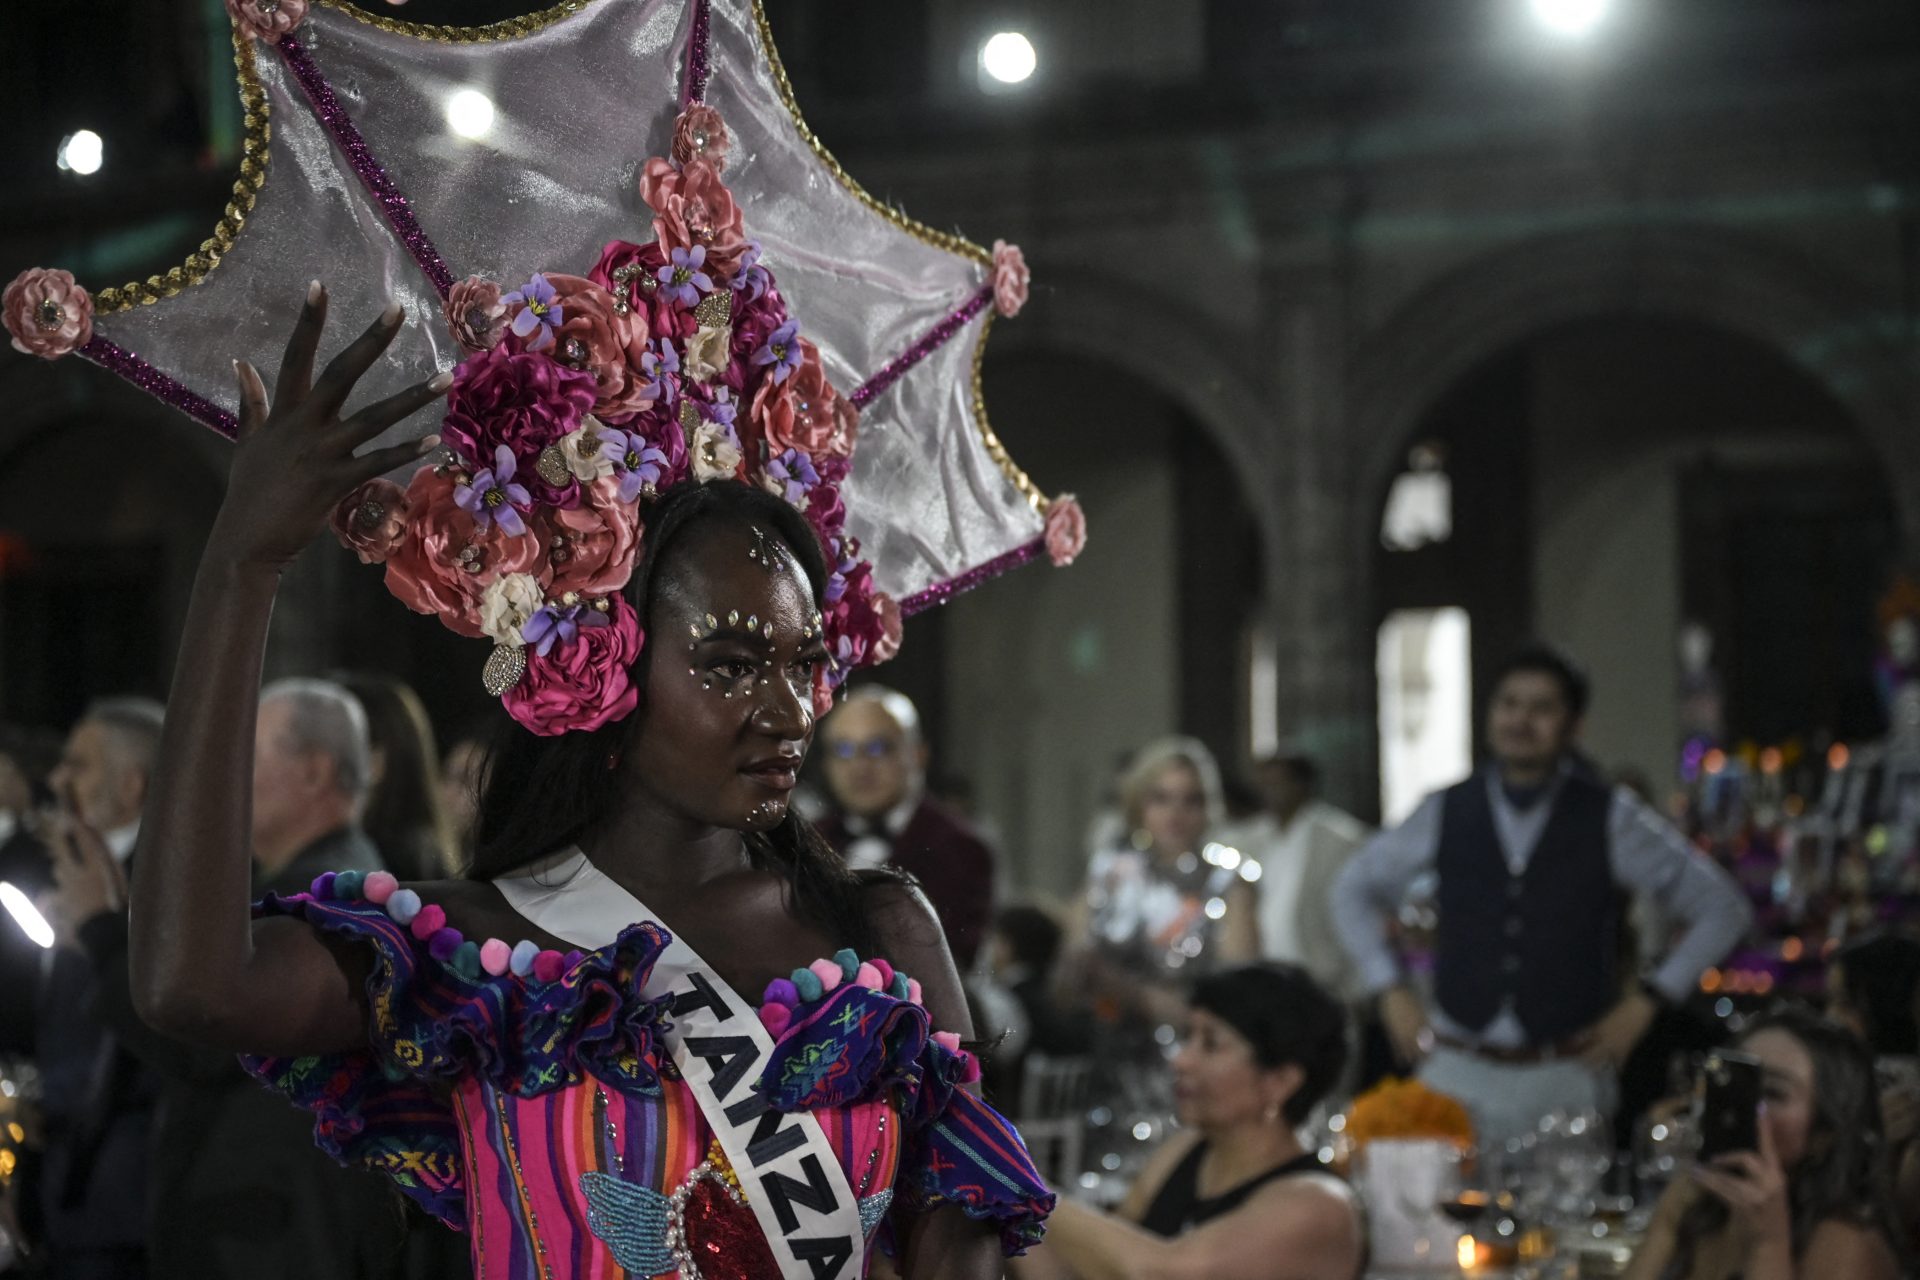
left=277, top=34, right=456, bottom=299
left=682, top=0, right=712, bottom=106
left=850, top=284, right=992, bottom=410
left=898, top=537, right=1044, bottom=618
left=80, top=334, right=239, bottom=439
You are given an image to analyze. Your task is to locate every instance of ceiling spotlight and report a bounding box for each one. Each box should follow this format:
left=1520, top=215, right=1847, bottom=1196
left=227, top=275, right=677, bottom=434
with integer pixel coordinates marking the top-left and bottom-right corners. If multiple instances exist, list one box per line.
left=56, top=129, right=103, bottom=176
left=445, top=88, right=496, bottom=140
left=1530, top=0, right=1610, bottom=37
left=980, top=31, right=1037, bottom=85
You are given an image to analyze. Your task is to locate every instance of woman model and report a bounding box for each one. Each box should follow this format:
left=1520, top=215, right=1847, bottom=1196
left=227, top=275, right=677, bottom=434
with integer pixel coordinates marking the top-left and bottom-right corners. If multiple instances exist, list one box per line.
left=1013, top=964, right=1363, bottom=1280
left=1625, top=1009, right=1905, bottom=1280
left=125, top=295, right=1050, bottom=1280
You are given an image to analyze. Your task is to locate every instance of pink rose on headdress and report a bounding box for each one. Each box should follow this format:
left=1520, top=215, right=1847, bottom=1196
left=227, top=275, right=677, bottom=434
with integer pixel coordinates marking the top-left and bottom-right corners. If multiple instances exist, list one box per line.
left=225, top=0, right=307, bottom=42
left=870, top=593, right=904, bottom=665
left=824, top=556, right=887, bottom=670
left=991, top=240, right=1030, bottom=318
left=538, top=273, right=653, bottom=420
left=329, top=477, right=409, bottom=565
left=440, top=344, right=598, bottom=508
left=444, top=276, right=506, bottom=353
left=539, top=476, right=642, bottom=599
left=671, top=105, right=731, bottom=172
left=384, top=466, right=551, bottom=638
left=502, top=595, right=643, bottom=736
left=4, top=268, right=92, bottom=360
left=589, top=240, right=688, bottom=344
left=640, top=157, right=749, bottom=282
left=749, top=339, right=858, bottom=459
left=1044, top=494, right=1087, bottom=567
left=810, top=665, right=837, bottom=720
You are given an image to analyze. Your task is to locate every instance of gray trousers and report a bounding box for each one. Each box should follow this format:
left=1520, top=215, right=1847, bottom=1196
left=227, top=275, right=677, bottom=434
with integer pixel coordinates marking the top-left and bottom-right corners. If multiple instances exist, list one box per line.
left=1418, top=1045, right=1617, bottom=1147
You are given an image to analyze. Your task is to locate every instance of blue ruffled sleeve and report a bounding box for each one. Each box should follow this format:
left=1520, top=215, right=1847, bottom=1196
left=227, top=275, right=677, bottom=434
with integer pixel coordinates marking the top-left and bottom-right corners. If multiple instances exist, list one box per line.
left=756, top=974, right=1055, bottom=1254
left=239, top=890, right=671, bottom=1230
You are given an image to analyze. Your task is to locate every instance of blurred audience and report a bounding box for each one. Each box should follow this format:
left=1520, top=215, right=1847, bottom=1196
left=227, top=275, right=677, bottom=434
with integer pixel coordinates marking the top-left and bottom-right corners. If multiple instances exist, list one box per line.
left=59, top=679, right=408, bottom=1278
left=1230, top=751, right=1368, bottom=1001
left=37, top=697, right=165, bottom=1279
left=333, top=672, right=459, bottom=881
left=985, top=905, right=1094, bottom=1107
left=1332, top=645, right=1750, bottom=1143
left=817, top=686, right=997, bottom=969
left=1011, top=964, right=1362, bottom=1280
left=1625, top=1009, right=1904, bottom=1280
left=0, top=725, right=59, bottom=1055
left=439, top=729, right=490, bottom=863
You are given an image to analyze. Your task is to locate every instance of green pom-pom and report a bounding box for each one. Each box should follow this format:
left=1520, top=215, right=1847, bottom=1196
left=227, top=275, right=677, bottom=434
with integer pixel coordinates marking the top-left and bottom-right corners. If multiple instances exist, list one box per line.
left=791, top=967, right=824, bottom=1002
left=451, top=941, right=482, bottom=980
left=833, top=948, right=861, bottom=981
left=890, top=972, right=910, bottom=1000
left=333, top=870, right=366, bottom=900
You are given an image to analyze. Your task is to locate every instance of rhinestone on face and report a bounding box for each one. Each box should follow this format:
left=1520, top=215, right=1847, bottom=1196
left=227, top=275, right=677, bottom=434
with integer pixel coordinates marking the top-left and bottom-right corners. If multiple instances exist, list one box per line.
left=482, top=644, right=527, bottom=697
left=704, top=614, right=717, bottom=630
left=34, top=298, right=62, bottom=331
left=727, top=610, right=739, bottom=627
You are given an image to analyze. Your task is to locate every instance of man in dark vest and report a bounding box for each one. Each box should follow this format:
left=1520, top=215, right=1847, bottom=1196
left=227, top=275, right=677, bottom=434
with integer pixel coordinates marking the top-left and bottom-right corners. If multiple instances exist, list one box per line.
left=817, top=687, right=996, bottom=970
left=1330, top=645, right=1751, bottom=1142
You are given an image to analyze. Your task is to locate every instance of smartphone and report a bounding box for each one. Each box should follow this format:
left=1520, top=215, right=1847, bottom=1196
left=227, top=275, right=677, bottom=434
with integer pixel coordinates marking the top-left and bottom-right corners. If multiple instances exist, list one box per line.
left=1696, top=1050, right=1763, bottom=1160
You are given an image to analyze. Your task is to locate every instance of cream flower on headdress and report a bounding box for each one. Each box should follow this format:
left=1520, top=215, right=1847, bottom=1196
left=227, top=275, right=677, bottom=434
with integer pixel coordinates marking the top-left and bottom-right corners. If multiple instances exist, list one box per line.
left=557, top=418, right=616, bottom=484
left=478, top=572, right=546, bottom=647
left=690, top=421, right=742, bottom=483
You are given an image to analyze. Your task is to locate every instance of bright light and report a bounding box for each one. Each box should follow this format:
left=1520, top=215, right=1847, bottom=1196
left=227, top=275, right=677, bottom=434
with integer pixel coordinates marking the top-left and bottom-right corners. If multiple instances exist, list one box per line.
left=1530, top=0, right=1609, bottom=37
left=57, top=130, right=103, bottom=176
left=1203, top=897, right=1228, bottom=921
left=980, top=32, right=1036, bottom=85
left=0, top=883, right=54, bottom=950
left=445, top=89, right=496, bottom=140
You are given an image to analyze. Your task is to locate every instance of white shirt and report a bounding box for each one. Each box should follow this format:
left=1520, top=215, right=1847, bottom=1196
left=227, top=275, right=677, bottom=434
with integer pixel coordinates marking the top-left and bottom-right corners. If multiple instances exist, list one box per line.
left=104, top=820, right=140, bottom=865
left=840, top=795, right=918, bottom=872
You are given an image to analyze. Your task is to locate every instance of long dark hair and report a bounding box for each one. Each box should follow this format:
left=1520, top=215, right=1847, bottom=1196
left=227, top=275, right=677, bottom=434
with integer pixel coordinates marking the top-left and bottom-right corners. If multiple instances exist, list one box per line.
left=468, top=480, right=880, bottom=955
left=1668, top=1007, right=1904, bottom=1274
left=331, top=671, right=459, bottom=881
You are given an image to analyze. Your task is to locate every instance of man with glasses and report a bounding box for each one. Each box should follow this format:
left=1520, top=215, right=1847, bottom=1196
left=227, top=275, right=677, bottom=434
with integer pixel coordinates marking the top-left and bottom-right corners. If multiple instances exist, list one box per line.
left=817, top=687, right=997, bottom=969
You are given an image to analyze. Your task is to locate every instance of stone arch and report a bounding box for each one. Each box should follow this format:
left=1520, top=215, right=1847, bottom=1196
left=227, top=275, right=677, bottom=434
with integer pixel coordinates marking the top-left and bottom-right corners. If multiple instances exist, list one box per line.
left=1349, top=223, right=1917, bottom=548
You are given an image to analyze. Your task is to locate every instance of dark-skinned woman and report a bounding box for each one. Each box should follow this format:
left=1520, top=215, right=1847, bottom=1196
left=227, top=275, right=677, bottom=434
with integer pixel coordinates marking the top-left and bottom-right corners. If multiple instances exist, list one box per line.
left=124, top=289, right=1051, bottom=1280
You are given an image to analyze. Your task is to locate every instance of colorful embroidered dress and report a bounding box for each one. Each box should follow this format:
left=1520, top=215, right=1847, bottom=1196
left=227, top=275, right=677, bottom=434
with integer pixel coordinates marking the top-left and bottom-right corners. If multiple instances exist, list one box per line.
left=242, top=890, right=1052, bottom=1279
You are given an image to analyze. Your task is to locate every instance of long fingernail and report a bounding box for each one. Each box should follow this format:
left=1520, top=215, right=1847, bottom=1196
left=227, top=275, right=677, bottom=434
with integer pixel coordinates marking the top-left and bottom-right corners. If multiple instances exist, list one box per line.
left=428, top=371, right=453, bottom=392
left=382, top=302, right=404, bottom=326
left=417, top=434, right=442, bottom=453
left=308, top=280, right=323, bottom=305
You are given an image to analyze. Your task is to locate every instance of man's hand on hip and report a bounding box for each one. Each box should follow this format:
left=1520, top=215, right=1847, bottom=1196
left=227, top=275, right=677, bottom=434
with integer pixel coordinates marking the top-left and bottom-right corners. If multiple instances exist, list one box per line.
left=1379, top=985, right=1431, bottom=1067
left=1575, top=990, right=1658, bottom=1070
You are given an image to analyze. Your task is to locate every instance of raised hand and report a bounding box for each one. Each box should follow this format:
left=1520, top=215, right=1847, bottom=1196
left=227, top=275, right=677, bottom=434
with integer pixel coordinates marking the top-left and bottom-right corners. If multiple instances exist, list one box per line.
left=211, top=281, right=449, bottom=569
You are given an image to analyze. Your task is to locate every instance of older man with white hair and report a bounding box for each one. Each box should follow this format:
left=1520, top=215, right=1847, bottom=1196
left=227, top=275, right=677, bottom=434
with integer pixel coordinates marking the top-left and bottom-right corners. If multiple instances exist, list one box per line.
left=818, top=686, right=998, bottom=970
left=249, top=677, right=383, bottom=881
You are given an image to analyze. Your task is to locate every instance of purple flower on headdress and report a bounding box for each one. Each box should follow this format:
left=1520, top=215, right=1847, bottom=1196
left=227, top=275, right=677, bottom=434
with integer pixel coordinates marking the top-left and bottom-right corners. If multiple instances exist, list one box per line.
left=700, top=387, right=738, bottom=430
left=730, top=242, right=771, bottom=303
left=520, top=599, right=610, bottom=658
left=641, top=338, right=680, bottom=407
left=824, top=535, right=860, bottom=604
left=655, top=245, right=714, bottom=309
left=599, top=429, right=672, bottom=504
left=752, top=318, right=803, bottom=385
left=761, top=447, right=821, bottom=508
left=502, top=273, right=564, bottom=352
left=453, top=445, right=532, bottom=538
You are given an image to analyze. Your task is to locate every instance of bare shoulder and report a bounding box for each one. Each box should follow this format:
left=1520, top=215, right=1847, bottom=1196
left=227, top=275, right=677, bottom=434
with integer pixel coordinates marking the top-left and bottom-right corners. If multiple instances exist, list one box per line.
left=1802, top=1216, right=1902, bottom=1276
left=1243, top=1171, right=1364, bottom=1248
left=403, top=877, right=576, bottom=952
left=859, top=873, right=946, bottom=955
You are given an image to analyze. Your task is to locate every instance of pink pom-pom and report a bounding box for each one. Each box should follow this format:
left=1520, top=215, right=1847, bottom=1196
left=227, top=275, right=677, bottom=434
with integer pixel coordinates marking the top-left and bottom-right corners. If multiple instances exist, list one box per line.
left=956, top=1049, right=982, bottom=1084
left=906, top=978, right=924, bottom=1006
left=932, top=1030, right=963, bottom=1055
left=759, top=1003, right=794, bottom=1038
left=870, top=958, right=896, bottom=989
left=532, top=950, right=566, bottom=984
left=854, top=962, right=884, bottom=991
left=362, top=871, right=398, bottom=905
left=409, top=903, right=447, bottom=941
left=479, top=938, right=512, bottom=976
left=807, top=959, right=844, bottom=993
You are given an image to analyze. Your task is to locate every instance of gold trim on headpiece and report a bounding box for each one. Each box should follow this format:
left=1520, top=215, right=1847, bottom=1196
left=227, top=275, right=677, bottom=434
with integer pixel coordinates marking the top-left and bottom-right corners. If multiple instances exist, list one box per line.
left=92, top=28, right=268, bottom=315
left=315, top=0, right=594, bottom=44
left=749, top=0, right=1049, bottom=514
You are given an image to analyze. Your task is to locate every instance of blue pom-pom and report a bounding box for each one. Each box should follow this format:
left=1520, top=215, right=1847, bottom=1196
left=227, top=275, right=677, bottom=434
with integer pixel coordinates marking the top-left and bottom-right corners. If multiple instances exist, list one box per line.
left=310, top=871, right=338, bottom=900
left=510, top=939, right=540, bottom=977
left=385, top=888, right=422, bottom=925
left=791, top=967, right=823, bottom=1002
left=333, top=870, right=366, bottom=901
left=890, top=972, right=910, bottom=1000
left=450, top=941, right=482, bottom=979
left=833, top=948, right=860, bottom=981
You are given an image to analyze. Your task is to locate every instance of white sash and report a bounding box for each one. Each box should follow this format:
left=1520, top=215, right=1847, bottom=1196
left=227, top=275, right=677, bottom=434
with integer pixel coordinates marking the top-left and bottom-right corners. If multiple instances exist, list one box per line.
left=495, top=848, right=866, bottom=1280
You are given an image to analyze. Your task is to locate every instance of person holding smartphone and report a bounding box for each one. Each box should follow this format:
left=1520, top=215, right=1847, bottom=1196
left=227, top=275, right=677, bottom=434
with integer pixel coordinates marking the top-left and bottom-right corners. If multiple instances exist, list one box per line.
left=1624, top=1009, right=1906, bottom=1280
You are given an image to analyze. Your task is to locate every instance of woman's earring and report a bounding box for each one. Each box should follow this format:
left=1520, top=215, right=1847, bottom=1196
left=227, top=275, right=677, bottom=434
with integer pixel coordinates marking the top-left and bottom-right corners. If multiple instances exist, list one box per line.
left=606, top=750, right=621, bottom=772
left=1264, top=1103, right=1281, bottom=1124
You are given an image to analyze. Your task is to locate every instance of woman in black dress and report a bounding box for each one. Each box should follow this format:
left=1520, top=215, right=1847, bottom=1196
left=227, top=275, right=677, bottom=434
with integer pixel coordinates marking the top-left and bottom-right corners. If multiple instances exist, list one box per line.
left=1014, top=963, right=1364, bottom=1280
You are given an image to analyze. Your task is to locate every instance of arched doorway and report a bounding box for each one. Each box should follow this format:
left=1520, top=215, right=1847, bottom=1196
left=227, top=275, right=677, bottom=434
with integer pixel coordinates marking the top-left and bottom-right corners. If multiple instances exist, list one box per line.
left=1370, top=315, right=1897, bottom=816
